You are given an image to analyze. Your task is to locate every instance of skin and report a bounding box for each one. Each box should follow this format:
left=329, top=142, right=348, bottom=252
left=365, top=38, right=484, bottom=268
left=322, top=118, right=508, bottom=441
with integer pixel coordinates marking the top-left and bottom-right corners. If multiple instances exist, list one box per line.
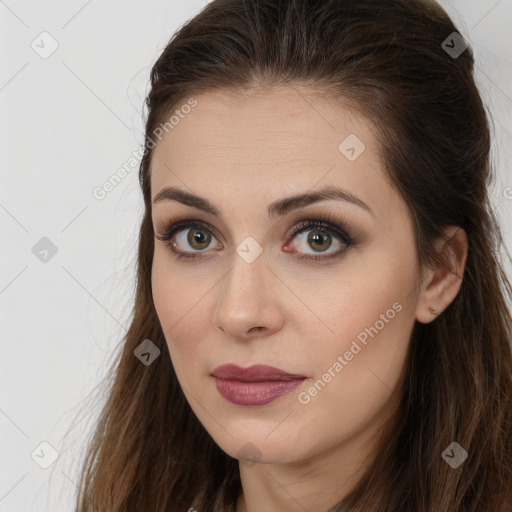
left=150, top=85, right=468, bottom=512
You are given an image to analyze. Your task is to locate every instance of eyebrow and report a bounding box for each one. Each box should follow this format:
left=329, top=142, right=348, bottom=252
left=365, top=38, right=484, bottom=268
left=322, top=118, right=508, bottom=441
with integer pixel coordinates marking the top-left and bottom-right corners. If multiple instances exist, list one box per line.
left=152, top=185, right=374, bottom=218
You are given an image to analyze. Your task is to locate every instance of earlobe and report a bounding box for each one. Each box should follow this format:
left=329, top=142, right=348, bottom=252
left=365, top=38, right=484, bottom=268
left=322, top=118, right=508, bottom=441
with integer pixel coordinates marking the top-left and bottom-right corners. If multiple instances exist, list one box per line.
left=415, top=226, right=468, bottom=324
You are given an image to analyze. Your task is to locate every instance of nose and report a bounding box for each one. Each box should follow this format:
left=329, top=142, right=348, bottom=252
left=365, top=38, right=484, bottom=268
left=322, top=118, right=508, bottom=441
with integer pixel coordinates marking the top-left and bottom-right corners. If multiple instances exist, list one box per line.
left=214, top=250, right=284, bottom=339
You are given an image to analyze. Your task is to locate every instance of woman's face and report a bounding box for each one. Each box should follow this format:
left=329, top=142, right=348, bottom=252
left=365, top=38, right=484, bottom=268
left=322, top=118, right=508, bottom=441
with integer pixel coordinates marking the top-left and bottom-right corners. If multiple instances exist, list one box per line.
left=150, top=85, right=422, bottom=468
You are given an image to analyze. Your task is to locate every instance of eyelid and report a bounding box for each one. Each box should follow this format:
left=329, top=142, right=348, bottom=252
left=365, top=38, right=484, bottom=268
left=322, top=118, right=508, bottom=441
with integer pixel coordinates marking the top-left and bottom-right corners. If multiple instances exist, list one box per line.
left=155, top=217, right=220, bottom=240
left=156, top=211, right=353, bottom=239
left=154, top=212, right=357, bottom=260
left=285, top=212, right=352, bottom=240
left=283, top=217, right=355, bottom=260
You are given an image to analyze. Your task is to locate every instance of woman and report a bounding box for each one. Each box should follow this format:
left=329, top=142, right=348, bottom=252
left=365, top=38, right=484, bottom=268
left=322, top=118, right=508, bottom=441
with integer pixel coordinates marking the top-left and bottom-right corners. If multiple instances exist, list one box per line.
left=74, top=0, right=512, bottom=510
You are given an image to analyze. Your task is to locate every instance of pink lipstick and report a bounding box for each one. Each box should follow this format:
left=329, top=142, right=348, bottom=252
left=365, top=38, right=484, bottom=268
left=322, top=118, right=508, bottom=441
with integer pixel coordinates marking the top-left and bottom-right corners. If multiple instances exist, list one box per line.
left=210, top=364, right=307, bottom=406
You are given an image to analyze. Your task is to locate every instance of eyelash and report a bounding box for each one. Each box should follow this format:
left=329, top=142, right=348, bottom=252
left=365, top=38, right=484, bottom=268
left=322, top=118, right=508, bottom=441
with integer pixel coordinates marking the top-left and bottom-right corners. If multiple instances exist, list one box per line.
left=154, top=214, right=356, bottom=262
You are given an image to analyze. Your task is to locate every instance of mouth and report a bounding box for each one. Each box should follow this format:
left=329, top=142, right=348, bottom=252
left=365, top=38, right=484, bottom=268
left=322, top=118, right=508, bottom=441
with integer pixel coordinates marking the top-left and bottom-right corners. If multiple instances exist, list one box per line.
left=210, top=364, right=307, bottom=406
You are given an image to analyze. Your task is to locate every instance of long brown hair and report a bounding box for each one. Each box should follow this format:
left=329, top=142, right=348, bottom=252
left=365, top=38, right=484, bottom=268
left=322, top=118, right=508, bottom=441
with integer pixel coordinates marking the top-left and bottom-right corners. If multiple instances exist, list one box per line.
left=73, top=0, right=512, bottom=510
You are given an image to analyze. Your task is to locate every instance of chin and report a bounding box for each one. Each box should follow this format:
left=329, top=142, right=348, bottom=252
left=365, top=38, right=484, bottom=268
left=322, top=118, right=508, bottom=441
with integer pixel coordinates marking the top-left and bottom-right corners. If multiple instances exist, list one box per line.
left=211, top=429, right=305, bottom=466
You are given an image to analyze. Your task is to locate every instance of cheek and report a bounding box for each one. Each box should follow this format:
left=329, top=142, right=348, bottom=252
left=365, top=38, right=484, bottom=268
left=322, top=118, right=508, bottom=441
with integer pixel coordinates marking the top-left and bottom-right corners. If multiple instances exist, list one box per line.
left=294, top=236, right=418, bottom=395
left=151, top=250, right=212, bottom=373
left=291, top=289, right=415, bottom=457
left=152, top=247, right=211, bottom=324
left=296, top=235, right=418, bottom=357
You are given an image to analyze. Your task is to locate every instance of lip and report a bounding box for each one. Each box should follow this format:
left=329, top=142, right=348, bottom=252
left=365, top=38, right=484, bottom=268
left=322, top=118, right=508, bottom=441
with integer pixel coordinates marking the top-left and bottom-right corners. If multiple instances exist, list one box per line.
left=210, top=364, right=306, bottom=381
left=210, top=364, right=307, bottom=406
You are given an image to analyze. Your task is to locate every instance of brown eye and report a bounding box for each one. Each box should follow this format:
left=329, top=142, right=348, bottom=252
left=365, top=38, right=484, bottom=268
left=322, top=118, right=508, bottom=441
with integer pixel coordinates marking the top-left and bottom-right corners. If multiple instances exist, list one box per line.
left=155, top=220, right=222, bottom=259
left=306, top=230, right=333, bottom=253
left=286, top=218, right=354, bottom=261
left=186, top=228, right=212, bottom=250
left=155, top=216, right=355, bottom=262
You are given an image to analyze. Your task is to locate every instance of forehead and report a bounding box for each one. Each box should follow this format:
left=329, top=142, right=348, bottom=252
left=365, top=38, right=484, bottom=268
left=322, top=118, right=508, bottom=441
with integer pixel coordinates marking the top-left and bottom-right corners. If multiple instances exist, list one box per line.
left=149, top=85, right=396, bottom=218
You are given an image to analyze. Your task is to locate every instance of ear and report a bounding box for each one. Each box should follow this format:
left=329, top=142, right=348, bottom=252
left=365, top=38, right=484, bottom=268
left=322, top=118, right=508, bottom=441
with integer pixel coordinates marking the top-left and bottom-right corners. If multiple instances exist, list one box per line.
left=415, top=225, right=468, bottom=324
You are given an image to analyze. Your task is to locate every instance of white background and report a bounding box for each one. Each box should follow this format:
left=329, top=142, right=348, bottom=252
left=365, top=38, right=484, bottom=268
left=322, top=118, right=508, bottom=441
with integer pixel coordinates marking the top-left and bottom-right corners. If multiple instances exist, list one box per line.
left=1, top=1, right=511, bottom=510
